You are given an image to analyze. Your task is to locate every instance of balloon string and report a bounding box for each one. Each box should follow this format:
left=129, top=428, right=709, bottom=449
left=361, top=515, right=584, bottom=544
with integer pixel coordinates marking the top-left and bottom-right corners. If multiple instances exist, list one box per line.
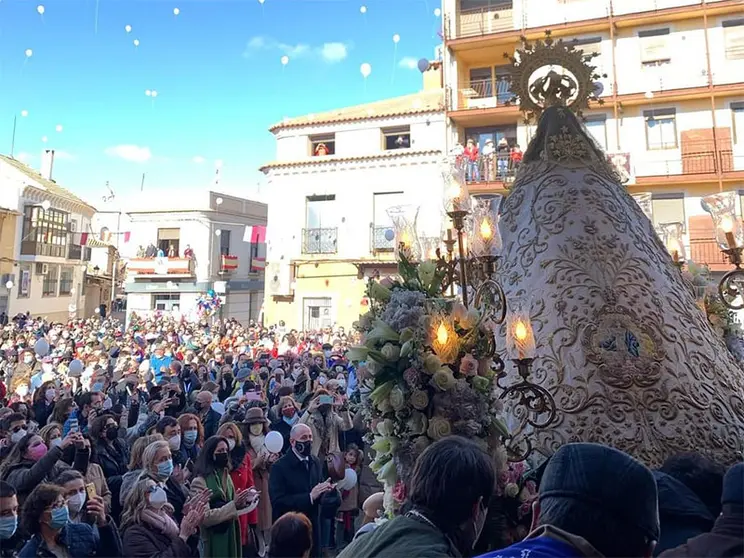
left=94, top=0, right=100, bottom=34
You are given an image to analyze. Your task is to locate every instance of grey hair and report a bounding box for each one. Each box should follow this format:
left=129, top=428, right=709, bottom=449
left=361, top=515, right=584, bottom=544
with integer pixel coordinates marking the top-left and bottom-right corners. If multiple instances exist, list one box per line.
left=141, top=440, right=170, bottom=473
left=290, top=423, right=309, bottom=440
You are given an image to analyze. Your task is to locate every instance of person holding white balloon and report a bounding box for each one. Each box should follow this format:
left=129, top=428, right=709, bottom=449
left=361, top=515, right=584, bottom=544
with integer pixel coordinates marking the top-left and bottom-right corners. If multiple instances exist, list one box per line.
left=335, top=444, right=362, bottom=550
left=242, top=408, right=276, bottom=557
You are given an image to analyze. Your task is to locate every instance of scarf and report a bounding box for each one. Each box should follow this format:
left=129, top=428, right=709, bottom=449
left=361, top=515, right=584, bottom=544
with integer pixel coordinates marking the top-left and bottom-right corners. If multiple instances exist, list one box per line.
left=282, top=414, right=299, bottom=427
left=204, top=470, right=240, bottom=558
left=249, top=434, right=265, bottom=456
left=141, top=508, right=179, bottom=539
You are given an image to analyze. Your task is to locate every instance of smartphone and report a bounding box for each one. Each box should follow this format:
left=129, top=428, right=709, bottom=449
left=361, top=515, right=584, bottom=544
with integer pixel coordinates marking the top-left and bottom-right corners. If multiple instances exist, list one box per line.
left=69, top=417, right=79, bottom=433
left=318, top=395, right=335, bottom=406
left=85, top=483, right=96, bottom=501
left=185, top=458, right=194, bottom=473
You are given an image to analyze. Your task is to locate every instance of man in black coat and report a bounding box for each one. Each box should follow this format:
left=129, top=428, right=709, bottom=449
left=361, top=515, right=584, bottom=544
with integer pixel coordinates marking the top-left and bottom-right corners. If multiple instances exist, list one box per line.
left=269, top=423, right=334, bottom=557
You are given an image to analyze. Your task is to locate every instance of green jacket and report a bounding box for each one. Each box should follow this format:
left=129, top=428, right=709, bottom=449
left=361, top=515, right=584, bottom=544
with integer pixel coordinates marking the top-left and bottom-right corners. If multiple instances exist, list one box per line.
left=338, top=515, right=462, bottom=558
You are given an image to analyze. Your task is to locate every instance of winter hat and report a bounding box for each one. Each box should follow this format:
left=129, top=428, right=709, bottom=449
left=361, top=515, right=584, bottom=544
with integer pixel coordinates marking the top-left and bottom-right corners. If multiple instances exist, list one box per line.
left=721, top=463, right=744, bottom=507
left=539, top=443, right=659, bottom=541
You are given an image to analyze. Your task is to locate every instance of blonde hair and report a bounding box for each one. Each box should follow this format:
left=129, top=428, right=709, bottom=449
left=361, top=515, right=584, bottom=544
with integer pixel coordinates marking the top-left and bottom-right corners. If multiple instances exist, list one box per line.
left=128, top=434, right=164, bottom=471
left=141, top=440, right=170, bottom=475
left=38, top=423, right=62, bottom=446
left=120, top=479, right=174, bottom=531
left=217, top=421, right=243, bottom=447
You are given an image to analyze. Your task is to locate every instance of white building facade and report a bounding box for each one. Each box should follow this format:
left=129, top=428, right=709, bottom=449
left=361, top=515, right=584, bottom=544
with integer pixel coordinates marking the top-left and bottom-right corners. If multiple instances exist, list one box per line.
left=261, top=74, right=447, bottom=330
left=0, top=151, right=96, bottom=322
left=96, top=191, right=267, bottom=325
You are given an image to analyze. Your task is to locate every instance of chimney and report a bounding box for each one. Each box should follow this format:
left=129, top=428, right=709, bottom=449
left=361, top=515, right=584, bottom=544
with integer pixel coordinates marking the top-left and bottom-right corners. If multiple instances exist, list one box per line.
left=422, top=61, right=443, bottom=91
left=40, top=149, right=55, bottom=181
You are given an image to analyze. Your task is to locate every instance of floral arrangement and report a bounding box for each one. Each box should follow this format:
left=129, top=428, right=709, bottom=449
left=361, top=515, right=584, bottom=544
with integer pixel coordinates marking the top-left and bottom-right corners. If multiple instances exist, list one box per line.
left=350, top=254, right=511, bottom=515
left=197, top=290, right=222, bottom=318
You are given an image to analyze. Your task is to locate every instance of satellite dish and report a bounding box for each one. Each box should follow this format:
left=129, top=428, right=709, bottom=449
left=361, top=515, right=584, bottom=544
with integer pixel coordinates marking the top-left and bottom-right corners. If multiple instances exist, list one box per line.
left=592, top=81, right=604, bottom=96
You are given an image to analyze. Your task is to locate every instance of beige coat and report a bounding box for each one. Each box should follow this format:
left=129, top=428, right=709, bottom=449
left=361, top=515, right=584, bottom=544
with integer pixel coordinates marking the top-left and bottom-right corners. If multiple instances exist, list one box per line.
left=247, top=445, right=272, bottom=529
left=85, top=462, right=112, bottom=512
left=190, top=475, right=238, bottom=528
left=299, top=410, right=353, bottom=458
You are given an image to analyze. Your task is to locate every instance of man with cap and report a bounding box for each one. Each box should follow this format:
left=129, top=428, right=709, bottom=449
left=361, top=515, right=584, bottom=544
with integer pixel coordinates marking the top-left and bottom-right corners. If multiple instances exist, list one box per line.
left=477, top=443, right=659, bottom=558
left=659, top=462, right=743, bottom=557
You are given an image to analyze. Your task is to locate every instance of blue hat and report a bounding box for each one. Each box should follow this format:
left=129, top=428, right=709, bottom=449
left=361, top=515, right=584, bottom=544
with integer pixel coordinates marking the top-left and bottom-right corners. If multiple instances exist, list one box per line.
left=722, top=463, right=744, bottom=507
left=236, top=367, right=252, bottom=381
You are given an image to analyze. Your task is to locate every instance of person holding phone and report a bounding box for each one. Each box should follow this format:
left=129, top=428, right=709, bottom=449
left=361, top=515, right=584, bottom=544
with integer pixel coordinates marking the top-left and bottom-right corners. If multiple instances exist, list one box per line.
left=298, top=391, right=353, bottom=460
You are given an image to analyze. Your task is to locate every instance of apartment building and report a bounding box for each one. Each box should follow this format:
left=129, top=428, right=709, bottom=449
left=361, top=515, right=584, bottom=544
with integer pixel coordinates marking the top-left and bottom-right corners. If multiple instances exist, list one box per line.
left=442, top=0, right=744, bottom=269
left=98, top=190, right=267, bottom=325
left=260, top=65, right=446, bottom=330
left=0, top=150, right=98, bottom=321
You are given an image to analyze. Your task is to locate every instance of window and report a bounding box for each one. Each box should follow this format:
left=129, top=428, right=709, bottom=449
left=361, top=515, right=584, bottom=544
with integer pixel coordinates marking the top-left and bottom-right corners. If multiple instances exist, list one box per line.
left=732, top=102, right=744, bottom=144
left=464, top=125, right=518, bottom=151
left=461, top=0, right=512, bottom=10
left=17, top=266, right=31, bottom=299
left=157, top=228, right=180, bottom=256
left=638, top=28, right=671, bottom=66
left=382, top=126, right=411, bottom=150
left=310, top=135, right=335, bottom=156
left=469, top=67, right=493, bottom=98
left=20, top=205, right=69, bottom=257
left=42, top=264, right=59, bottom=297
left=652, top=193, right=685, bottom=232
left=585, top=115, right=608, bottom=151
left=219, top=229, right=231, bottom=256
left=644, top=108, right=677, bottom=150
left=305, top=195, right=336, bottom=229
left=59, top=266, right=74, bottom=295
left=153, top=293, right=180, bottom=311
left=723, top=19, right=744, bottom=60
left=372, top=192, right=405, bottom=251
left=303, top=297, right=332, bottom=330
left=573, top=36, right=602, bottom=60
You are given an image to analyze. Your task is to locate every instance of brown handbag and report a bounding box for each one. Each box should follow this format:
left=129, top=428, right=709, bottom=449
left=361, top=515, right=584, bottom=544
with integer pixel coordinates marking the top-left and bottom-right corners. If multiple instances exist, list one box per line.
left=325, top=452, right=345, bottom=482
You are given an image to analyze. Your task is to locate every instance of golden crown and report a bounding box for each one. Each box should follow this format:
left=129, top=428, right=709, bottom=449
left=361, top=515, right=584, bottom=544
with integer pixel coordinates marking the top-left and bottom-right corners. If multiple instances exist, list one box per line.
left=503, top=31, right=607, bottom=122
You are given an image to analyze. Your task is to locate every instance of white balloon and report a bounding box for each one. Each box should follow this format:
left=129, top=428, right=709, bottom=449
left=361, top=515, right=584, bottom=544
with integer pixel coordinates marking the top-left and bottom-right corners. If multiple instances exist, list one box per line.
left=264, top=431, right=284, bottom=454
left=37, top=5, right=45, bottom=15
left=145, top=89, right=152, bottom=96
left=151, top=90, right=158, bottom=98
left=338, top=467, right=358, bottom=491
left=360, top=62, right=372, bottom=78
left=215, top=159, right=224, bottom=169
left=34, top=338, right=50, bottom=357
left=215, top=229, right=222, bottom=237
left=5, top=280, right=13, bottom=289
left=41, top=135, right=48, bottom=143
left=133, top=39, right=140, bottom=47
left=69, top=359, right=84, bottom=375
left=393, top=34, right=400, bottom=43
left=20, top=110, right=28, bottom=117
left=125, top=24, right=132, bottom=33
left=173, top=7, right=180, bottom=15
left=280, top=55, right=289, bottom=66
left=360, top=5, right=367, bottom=13
left=258, top=0, right=265, bottom=3
left=94, top=307, right=100, bottom=314
left=55, top=124, right=63, bottom=132
left=434, top=7, right=441, bottom=16
left=41, top=200, right=51, bottom=211
left=25, top=49, right=33, bottom=58
left=215, top=197, right=223, bottom=205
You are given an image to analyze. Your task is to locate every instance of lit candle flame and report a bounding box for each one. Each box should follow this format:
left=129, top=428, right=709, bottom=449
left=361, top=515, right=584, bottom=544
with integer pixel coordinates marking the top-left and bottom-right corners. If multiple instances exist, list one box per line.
left=721, top=215, right=735, bottom=233
left=436, top=322, right=449, bottom=345
left=666, top=238, right=681, bottom=262
left=514, top=320, right=528, bottom=341
left=479, top=219, right=492, bottom=240
left=400, top=231, right=412, bottom=248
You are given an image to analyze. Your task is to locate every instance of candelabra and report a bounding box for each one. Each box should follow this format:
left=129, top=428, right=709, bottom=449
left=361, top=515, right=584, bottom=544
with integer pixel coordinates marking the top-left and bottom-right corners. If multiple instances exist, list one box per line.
left=702, top=192, right=744, bottom=310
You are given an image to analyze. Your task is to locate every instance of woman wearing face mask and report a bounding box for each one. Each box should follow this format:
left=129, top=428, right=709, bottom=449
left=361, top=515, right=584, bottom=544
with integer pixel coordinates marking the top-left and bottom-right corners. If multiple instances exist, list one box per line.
left=299, top=390, right=353, bottom=460
left=271, top=397, right=301, bottom=455
left=121, top=478, right=204, bottom=558
left=176, top=414, right=203, bottom=469
left=243, top=408, right=276, bottom=556
left=32, top=381, right=57, bottom=428
left=53, top=469, right=89, bottom=523
left=190, top=436, right=259, bottom=558
left=90, top=415, right=129, bottom=480
left=17, top=483, right=122, bottom=558
left=217, top=422, right=258, bottom=557
left=140, top=440, right=190, bottom=522
left=9, top=401, right=37, bottom=434
left=0, top=431, right=85, bottom=508
left=119, top=434, right=163, bottom=507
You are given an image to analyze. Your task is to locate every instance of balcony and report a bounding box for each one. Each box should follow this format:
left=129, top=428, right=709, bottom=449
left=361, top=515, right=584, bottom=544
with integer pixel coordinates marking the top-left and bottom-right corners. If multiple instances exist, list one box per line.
left=689, top=238, right=730, bottom=272
left=220, top=254, right=239, bottom=273
left=453, top=78, right=513, bottom=112
left=20, top=241, right=65, bottom=258
left=451, top=1, right=514, bottom=40
left=302, top=228, right=338, bottom=255
left=635, top=150, right=744, bottom=185
left=371, top=226, right=395, bottom=254
left=464, top=154, right=519, bottom=191
left=126, top=257, right=195, bottom=278
left=68, top=244, right=82, bottom=260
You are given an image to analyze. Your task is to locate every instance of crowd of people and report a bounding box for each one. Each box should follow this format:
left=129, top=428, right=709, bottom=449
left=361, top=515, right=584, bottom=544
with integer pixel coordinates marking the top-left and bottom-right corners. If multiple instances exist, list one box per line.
left=0, top=311, right=741, bottom=558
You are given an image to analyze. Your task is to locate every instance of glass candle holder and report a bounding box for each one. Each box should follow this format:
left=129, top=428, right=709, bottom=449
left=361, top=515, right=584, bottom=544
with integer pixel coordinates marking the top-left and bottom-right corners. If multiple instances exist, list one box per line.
left=702, top=192, right=743, bottom=250
left=469, top=196, right=503, bottom=258
left=419, top=236, right=442, bottom=261
left=387, top=205, right=421, bottom=261
left=505, top=296, right=536, bottom=360
left=441, top=145, right=470, bottom=213
left=658, top=222, right=686, bottom=264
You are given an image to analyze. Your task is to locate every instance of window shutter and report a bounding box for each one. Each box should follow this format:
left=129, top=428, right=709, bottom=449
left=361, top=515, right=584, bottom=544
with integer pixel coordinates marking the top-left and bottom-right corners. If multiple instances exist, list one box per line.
left=639, top=29, right=670, bottom=64
left=724, top=20, right=744, bottom=60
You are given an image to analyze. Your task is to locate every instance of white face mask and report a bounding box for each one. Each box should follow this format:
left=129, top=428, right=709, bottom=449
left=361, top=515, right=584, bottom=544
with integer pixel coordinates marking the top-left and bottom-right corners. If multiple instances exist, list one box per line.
left=168, top=434, right=181, bottom=452
left=23, top=356, right=33, bottom=364
left=42, top=363, right=53, bottom=374
left=102, top=397, right=113, bottom=410
left=149, top=486, right=168, bottom=509
left=67, top=491, right=86, bottom=515
left=15, top=385, right=28, bottom=398
left=249, top=424, right=264, bottom=437
left=227, top=438, right=236, bottom=451
left=50, top=437, right=62, bottom=448
left=46, top=389, right=56, bottom=401
left=10, top=429, right=27, bottom=443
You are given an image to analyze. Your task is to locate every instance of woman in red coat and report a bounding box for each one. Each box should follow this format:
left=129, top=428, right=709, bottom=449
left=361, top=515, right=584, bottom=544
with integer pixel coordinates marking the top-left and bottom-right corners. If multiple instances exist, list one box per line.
left=218, top=422, right=258, bottom=557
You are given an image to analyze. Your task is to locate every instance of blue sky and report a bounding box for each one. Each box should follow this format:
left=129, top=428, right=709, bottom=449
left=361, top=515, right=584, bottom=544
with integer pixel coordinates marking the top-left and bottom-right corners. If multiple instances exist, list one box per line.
left=0, top=0, right=442, bottom=204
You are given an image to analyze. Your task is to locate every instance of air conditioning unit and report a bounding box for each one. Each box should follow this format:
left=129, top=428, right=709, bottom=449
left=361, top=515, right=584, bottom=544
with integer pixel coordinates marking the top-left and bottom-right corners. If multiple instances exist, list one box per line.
left=35, top=263, right=49, bottom=275
left=266, top=262, right=291, bottom=296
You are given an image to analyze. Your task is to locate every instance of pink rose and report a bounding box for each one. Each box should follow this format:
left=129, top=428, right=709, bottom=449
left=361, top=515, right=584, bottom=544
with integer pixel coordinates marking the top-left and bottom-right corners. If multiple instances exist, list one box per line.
left=459, top=354, right=478, bottom=377
left=392, top=480, right=407, bottom=503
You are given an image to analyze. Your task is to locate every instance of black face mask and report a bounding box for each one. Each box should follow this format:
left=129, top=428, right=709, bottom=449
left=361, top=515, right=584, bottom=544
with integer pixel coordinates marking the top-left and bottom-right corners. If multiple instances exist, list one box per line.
left=105, top=426, right=119, bottom=441
left=294, top=440, right=312, bottom=458
left=214, top=453, right=229, bottom=469
left=193, top=402, right=203, bottom=412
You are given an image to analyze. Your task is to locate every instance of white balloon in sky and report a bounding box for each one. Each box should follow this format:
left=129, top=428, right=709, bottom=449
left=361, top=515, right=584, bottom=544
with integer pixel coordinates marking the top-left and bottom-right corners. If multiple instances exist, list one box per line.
left=281, top=55, right=289, bottom=66
left=21, top=110, right=28, bottom=117
left=258, top=0, right=265, bottom=4
left=25, top=49, right=33, bottom=58
left=125, top=24, right=132, bottom=33
left=55, top=124, right=63, bottom=132
left=133, top=39, right=140, bottom=47
left=151, top=90, right=158, bottom=98
left=360, top=5, right=367, bottom=13
left=434, top=7, right=441, bottom=16
left=37, top=5, right=45, bottom=15
left=360, top=62, right=372, bottom=78
left=41, top=135, right=48, bottom=143
left=215, top=159, right=224, bottom=169
left=145, top=89, right=152, bottom=96
left=173, top=7, right=180, bottom=15
left=393, top=34, right=400, bottom=43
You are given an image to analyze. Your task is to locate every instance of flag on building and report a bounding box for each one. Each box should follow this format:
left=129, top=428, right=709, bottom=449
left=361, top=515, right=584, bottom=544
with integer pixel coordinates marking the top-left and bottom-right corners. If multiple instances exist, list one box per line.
left=244, top=225, right=267, bottom=271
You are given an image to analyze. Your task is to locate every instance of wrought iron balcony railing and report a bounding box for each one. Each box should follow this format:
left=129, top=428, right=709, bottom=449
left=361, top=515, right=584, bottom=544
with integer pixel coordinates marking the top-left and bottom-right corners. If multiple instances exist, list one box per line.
left=68, top=244, right=82, bottom=260
left=20, top=241, right=65, bottom=258
left=371, top=225, right=395, bottom=253
left=462, top=153, right=520, bottom=185
left=302, top=228, right=338, bottom=255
